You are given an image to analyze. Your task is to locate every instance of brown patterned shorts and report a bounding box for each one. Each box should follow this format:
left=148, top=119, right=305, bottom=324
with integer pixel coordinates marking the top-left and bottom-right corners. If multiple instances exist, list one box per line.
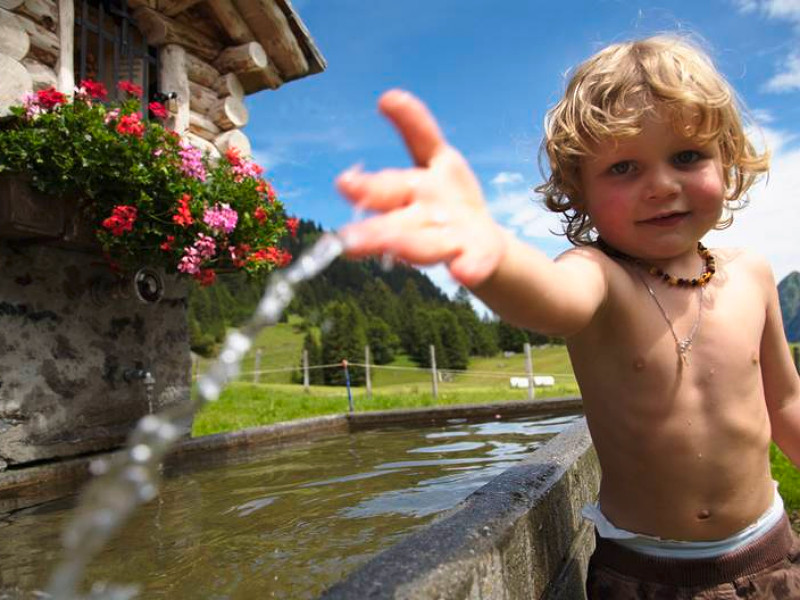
left=586, top=514, right=800, bottom=599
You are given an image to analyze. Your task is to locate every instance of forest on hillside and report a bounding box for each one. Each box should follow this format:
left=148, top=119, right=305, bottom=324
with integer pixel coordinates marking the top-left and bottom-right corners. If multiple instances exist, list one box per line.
left=188, top=220, right=558, bottom=385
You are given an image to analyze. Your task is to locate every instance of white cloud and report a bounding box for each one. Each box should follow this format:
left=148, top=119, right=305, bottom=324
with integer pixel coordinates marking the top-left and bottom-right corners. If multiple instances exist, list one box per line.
left=763, top=0, right=800, bottom=20
left=706, top=126, right=800, bottom=281
left=491, top=171, right=525, bottom=186
left=749, top=108, right=775, bottom=124
left=764, top=52, right=800, bottom=92
left=736, top=0, right=800, bottom=22
left=733, top=1, right=800, bottom=92
left=486, top=172, right=566, bottom=243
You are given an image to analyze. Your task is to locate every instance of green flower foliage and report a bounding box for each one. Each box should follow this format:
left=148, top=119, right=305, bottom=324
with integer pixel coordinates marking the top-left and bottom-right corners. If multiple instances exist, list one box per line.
left=0, top=82, right=295, bottom=286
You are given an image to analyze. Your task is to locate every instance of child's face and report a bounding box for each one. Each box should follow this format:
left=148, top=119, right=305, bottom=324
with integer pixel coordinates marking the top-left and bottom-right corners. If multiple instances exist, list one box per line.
left=578, top=111, right=725, bottom=261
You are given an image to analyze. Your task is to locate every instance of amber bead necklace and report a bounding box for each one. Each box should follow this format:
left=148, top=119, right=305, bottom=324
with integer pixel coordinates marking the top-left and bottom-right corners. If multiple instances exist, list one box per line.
left=597, top=239, right=716, bottom=366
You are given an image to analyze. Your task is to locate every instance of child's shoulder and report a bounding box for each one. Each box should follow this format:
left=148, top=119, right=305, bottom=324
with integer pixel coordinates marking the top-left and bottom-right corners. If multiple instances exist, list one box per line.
left=712, top=246, right=777, bottom=286
left=711, top=248, right=776, bottom=298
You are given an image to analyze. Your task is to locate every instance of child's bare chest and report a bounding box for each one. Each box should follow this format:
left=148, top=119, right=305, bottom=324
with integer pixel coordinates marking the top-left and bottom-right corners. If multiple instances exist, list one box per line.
left=570, top=261, right=768, bottom=424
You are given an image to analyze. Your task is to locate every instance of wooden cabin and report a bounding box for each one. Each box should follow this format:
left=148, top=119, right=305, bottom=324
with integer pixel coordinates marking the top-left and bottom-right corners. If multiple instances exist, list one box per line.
left=0, top=0, right=326, bottom=156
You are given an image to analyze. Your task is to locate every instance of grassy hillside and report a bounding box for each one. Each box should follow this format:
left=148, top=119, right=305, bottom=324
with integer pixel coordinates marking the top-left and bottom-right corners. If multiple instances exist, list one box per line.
left=194, top=316, right=575, bottom=388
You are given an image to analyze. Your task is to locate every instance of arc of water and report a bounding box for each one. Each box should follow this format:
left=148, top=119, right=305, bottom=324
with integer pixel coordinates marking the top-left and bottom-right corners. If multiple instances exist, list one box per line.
left=46, top=233, right=345, bottom=600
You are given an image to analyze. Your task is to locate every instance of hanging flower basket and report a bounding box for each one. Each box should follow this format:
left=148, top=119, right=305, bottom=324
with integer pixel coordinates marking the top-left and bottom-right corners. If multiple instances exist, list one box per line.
left=0, top=81, right=298, bottom=286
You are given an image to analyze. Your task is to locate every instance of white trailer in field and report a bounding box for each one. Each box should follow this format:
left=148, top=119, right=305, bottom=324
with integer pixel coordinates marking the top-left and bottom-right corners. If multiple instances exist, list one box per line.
left=509, top=376, right=555, bottom=388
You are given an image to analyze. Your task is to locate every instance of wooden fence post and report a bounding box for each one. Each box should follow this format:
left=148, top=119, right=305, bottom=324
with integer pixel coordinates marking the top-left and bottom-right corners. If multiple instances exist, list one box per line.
left=524, top=342, right=535, bottom=401
left=365, top=345, right=373, bottom=401
left=302, top=348, right=309, bottom=390
left=253, top=348, right=262, bottom=383
left=430, top=344, right=438, bottom=400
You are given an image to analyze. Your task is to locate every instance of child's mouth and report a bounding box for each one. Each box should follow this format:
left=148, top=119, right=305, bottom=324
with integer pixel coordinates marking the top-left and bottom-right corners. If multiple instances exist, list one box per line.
left=641, top=212, right=688, bottom=226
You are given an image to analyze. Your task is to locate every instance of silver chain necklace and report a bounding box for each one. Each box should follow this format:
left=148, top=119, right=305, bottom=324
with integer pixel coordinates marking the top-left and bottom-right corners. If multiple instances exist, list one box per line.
left=634, top=270, right=704, bottom=366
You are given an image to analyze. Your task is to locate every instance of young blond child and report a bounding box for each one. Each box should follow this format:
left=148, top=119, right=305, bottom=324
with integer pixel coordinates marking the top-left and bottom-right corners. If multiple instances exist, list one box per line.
left=336, top=35, right=800, bottom=598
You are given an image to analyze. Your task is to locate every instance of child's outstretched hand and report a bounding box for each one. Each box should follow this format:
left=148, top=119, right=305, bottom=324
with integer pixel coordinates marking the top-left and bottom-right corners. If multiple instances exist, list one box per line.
left=336, top=90, right=507, bottom=288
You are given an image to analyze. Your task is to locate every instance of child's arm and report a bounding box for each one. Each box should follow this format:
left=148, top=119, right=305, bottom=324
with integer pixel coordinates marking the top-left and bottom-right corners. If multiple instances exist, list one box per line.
left=759, top=259, right=800, bottom=468
left=337, top=90, right=607, bottom=336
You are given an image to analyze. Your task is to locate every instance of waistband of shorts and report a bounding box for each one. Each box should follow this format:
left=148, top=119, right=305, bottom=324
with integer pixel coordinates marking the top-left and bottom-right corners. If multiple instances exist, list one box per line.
left=591, top=513, right=794, bottom=587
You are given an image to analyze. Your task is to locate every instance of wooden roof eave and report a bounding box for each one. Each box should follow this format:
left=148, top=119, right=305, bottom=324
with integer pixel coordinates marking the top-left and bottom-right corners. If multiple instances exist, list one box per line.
left=131, top=0, right=325, bottom=96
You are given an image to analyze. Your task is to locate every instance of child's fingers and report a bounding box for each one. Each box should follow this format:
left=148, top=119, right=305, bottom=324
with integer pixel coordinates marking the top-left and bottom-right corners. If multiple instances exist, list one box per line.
left=340, top=207, right=460, bottom=264
left=378, top=90, right=447, bottom=167
left=336, top=167, right=424, bottom=212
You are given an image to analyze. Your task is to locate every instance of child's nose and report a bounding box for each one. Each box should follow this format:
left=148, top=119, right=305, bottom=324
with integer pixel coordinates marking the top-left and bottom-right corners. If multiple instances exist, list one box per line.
left=646, top=164, right=680, bottom=200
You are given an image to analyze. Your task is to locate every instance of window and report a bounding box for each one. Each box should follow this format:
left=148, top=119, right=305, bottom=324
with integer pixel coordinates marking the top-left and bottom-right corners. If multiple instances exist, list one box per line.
left=74, top=0, right=159, bottom=102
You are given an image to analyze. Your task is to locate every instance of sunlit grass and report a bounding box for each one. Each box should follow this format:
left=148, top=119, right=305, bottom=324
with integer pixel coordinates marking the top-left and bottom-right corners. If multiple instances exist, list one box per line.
left=772, top=444, right=800, bottom=511
left=191, top=381, right=579, bottom=437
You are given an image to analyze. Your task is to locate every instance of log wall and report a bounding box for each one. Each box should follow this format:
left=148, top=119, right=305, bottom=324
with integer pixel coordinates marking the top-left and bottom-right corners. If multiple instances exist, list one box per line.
left=0, top=0, right=265, bottom=156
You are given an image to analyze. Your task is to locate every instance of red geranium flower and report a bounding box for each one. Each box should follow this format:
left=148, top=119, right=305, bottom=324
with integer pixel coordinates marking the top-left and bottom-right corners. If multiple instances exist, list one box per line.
left=160, top=235, right=175, bottom=251
left=116, top=112, right=145, bottom=138
left=254, top=206, right=268, bottom=224
left=36, top=87, right=67, bottom=110
left=225, top=147, right=242, bottom=166
left=193, top=269, right=216, bottom=287
left=148, top=101, right=168, bottom=119
left=80, top=79, right=107, bottom=100
left=102, top=205, right=137, bottom=236
left=172, top=194, right=194, bottom=227
left=256, top=179, right=277, bottom=203
left=249, top=247, right=291, bottom=267
left=117, top=80, right=143, bottom=98
left=286, top=217, right=299, bottom=238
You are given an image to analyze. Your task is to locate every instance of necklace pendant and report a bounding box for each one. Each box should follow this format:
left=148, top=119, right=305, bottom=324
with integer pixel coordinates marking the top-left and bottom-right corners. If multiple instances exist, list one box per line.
left=677, top=339, right=692, bottom=365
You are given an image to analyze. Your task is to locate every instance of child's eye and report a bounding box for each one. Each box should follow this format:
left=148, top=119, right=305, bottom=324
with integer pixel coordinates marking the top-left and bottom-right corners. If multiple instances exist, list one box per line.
left=673, top=150, right=702, bottom=165
left=608, top=161, right=633, bottom=175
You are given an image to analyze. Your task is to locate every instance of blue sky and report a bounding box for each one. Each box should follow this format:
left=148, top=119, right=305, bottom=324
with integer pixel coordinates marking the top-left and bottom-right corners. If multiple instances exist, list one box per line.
left=245, top=0, right=800, bottom=298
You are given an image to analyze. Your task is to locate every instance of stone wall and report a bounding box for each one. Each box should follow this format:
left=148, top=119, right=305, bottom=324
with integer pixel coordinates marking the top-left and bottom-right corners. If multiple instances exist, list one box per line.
left=0, top=242, right=191, bottom=469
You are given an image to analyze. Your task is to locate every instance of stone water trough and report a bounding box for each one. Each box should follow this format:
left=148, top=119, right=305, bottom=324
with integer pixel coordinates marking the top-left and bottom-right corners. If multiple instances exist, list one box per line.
left=0, top=397, right=600, bottom=599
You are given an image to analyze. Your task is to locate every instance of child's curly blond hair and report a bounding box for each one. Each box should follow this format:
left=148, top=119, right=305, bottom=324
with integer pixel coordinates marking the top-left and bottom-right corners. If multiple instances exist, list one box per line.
left=536, top=34, right=770, bottom=246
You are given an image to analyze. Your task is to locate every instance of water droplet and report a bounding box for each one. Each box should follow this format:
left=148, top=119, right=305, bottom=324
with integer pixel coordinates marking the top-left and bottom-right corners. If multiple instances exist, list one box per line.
left=138, top=415, right=161, bottom=434
left=220, top=349, right=238, bottom=364
left=157, top=421, right=178, bottom=442
left=130, top=444, right=152, bottom=463
left=226, top=330, right=252, bottom=355
left=89, top=459, right=109, bottom=476
left=197, top=377, right=221, bottom=402
left=137, top=483, right=157, bottom=503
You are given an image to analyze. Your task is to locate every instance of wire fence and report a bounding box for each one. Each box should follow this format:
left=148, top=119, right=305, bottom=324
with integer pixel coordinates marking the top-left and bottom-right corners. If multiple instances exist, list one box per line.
left=192, top=343, right=579, bottom=404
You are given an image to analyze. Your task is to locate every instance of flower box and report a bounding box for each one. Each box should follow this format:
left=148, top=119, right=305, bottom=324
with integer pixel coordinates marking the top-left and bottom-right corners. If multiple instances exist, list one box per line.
left=0, top=82, right=296, bottom=285
left=0, top=174, right=94, bottom=248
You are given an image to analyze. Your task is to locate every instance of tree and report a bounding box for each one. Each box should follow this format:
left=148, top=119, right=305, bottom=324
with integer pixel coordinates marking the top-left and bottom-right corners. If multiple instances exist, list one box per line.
left=362, top=279, right=399, bottom=330
left=366, top=316, right=400, bottom=364
left=496, top=320, right=528, bottom=353
left=321, top=300, right=367, bottom=385
left=434, top=308, right=470, bottom=370
left=452, top=288, right=498, bottom=357
left=397, top=280, right=424, bottom=355
left=406, top=306, right=442, bottom=367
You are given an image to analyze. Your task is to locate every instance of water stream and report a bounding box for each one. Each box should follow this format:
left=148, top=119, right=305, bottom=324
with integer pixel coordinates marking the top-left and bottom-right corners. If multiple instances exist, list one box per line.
left=44, top=233, right=346, bottom=599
